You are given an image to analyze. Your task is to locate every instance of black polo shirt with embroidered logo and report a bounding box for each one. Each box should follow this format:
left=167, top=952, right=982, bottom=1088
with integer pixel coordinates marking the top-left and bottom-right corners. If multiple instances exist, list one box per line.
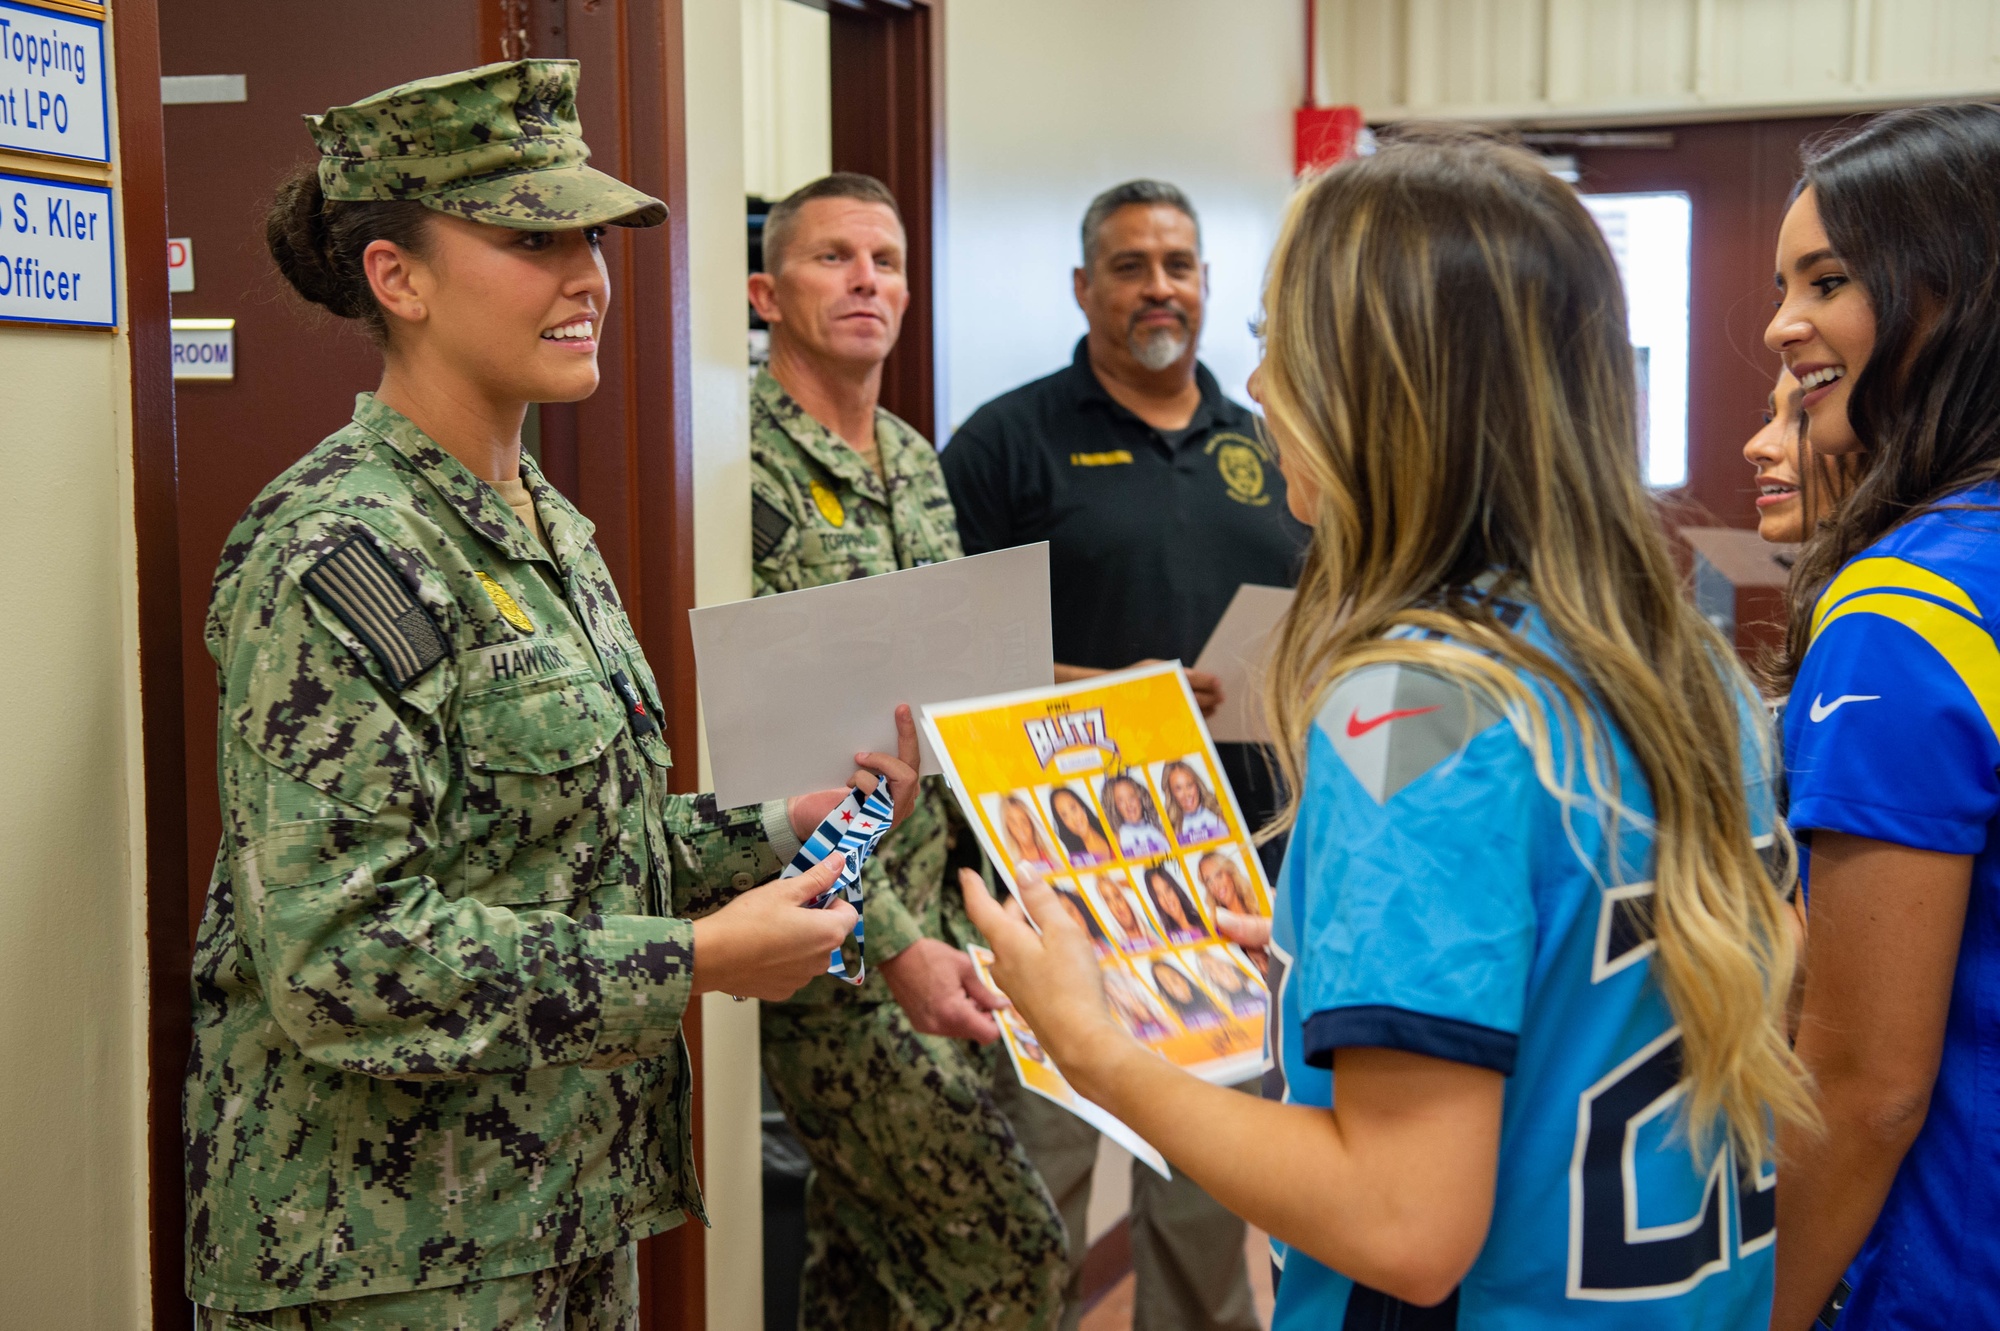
left=942, top=339, right=1311, bottom=851
left=943, top=337, right=1310, bottom=673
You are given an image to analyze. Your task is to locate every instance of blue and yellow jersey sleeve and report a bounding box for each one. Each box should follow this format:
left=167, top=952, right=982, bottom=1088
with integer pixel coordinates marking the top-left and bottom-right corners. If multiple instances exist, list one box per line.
left=1293, top=661, right=1537, bottom=1075
left=1788, top=553, right=2000, bottom=854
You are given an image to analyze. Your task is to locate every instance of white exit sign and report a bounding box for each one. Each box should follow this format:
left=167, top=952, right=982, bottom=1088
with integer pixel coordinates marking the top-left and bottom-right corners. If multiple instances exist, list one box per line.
left=171, top=317, right=234, bottom=380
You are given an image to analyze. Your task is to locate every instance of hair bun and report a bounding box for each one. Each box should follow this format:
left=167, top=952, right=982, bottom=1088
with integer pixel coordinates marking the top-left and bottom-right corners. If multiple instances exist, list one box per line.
left=262, top=164, right=431, bottom=342
left=266, top=164, right=363, bottom=318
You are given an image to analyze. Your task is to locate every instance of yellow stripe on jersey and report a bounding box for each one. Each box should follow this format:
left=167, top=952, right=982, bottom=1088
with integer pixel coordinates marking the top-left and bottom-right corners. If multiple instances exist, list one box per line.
left=1812, top=556, right=1983, bottom=638
left=1815, top=590, right=2000, bottom=744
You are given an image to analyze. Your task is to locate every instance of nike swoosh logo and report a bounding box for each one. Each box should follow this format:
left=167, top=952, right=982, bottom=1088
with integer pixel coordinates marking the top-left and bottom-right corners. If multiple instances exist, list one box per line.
left=1809, top=693, right=1882, bottom=722
left=1346, top=705, right=1441, bottom=738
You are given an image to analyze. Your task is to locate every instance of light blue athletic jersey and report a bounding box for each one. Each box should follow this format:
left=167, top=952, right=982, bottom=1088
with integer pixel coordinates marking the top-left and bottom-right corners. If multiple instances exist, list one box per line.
left=1268, top=596, right=1780, bottom=1330
left=1785, top=480, right=2000, bottom=1330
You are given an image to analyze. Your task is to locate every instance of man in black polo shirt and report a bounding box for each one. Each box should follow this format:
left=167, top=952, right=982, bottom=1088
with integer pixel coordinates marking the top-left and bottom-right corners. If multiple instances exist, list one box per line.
left=943, top=180, right=1308, bottom=1331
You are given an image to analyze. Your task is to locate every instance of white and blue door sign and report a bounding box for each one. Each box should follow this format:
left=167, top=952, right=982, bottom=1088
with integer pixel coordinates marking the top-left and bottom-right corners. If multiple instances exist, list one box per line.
left=0, top=0, right=109, bottom=165
left=0, top=170, right=115, bottom=327
left=171, top=318, right=234, bottom=380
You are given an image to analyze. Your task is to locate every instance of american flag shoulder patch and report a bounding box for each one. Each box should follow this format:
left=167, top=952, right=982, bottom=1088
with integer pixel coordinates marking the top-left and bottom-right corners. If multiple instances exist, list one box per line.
left=751, top=493, right=793, bottom=562
left=301, top=532, right=448, bottom=691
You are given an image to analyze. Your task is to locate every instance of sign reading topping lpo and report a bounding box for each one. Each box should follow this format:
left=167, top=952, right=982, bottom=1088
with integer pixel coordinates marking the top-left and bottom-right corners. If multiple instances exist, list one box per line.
left=0, top=1, right=107, bottom=164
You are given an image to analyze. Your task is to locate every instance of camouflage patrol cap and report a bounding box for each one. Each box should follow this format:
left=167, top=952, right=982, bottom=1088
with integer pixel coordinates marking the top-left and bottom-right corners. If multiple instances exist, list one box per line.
left=307, top=59, right=666, bottom=230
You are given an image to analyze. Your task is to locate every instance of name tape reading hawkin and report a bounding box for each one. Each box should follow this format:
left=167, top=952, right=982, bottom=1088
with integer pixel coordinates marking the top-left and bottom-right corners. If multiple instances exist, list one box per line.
left=0, top=172, right=114, bottom=327
left=0, top=2, right=108, bottom=164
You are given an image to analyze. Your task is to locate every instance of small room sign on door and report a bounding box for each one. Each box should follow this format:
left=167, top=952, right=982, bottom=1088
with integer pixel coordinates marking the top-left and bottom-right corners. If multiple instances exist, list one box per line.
left=171, top=317, right=235, bottom=380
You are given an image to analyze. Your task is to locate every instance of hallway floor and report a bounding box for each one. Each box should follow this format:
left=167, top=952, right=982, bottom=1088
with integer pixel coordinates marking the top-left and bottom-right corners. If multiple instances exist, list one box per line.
left=1079, top=1226, right=1275, bottom=1330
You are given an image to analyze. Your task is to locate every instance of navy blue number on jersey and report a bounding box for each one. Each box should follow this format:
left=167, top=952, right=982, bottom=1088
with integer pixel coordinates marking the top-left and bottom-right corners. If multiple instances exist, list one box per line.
left=1570, top=881, right=1775, bottom=1299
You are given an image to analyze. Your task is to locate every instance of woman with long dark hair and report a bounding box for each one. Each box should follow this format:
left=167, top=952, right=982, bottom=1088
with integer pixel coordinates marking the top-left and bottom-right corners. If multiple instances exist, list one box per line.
left=1149, top=959, right=1226, bottom=1032
left=1046, top=785, right=1112, bottom=866
left=1144, top=865, right=1211, bottom=945
left=1744, top=367, right=1864, bottom=549
left=1767, top=103, right=2000, bottom=1331
left=961, top=131, right=1811, bottom=1328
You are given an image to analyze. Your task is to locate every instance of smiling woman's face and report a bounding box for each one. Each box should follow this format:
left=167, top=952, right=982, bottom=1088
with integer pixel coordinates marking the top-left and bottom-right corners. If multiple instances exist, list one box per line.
left=1766, top=188, right=1876, bottom=455
left=1111, top=780, right=1144, bottom=822
left=379, top=216, right=613, bottom=407
left=1200, top=857, right=1243, bottom=911
left=1052, top=791, right=1089, bottom=836
left=1151, top=874, right=1189, bottom=926
left=1003, top=801, right=1037, bottom=850
left=1743, top=367, right=1809, bottom=543
left=1154, top=966, right=1193, bottom=1003
left=1167, top=766, right=1201, bottom=812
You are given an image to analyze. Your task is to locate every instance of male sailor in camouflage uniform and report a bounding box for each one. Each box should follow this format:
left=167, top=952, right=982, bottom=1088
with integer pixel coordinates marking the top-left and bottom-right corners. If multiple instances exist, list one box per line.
left=747, top=173, right=1068, bottom=1329
left=186, top=65, right=917, bottom=1329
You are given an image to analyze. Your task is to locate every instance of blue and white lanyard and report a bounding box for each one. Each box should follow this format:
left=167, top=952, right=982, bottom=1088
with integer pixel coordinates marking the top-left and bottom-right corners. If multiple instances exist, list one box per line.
left=780, top=784, right=896, bottom=983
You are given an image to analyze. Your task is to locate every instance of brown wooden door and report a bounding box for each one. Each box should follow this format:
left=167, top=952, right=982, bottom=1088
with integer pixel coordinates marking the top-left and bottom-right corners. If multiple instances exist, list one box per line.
left=829, top=0, right=944, bottom=441
left=152, top=3, right=703, bottom=1327
left=1564, top=116, right=1850, bottom=528
left=161, top=0, right=488, bottom=917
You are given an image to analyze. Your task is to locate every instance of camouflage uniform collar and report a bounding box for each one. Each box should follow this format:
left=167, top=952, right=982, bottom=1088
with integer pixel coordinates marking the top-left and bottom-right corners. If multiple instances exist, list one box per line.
left=519, top=453, right=597, bottom=570
left=349, top=392, right=554, bottom=566
left=752, top=368, right=894, bottom=502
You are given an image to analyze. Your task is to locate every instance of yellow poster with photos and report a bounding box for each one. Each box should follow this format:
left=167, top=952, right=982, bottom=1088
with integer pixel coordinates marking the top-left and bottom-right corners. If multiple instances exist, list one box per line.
left=923, top=662, right=1274, bottom=1156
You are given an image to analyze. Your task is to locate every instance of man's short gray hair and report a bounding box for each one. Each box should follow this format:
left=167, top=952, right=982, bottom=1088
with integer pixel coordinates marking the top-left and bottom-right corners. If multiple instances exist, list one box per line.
left=762, top=172, right=903, bottom=273
left=1080, top=180, right=1201, bottom=269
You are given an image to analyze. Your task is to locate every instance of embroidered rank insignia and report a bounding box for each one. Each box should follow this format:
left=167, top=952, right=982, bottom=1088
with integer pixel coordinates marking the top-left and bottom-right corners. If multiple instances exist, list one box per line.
left=474, top=571, right=536, bottom=634
left=752, top=493, right=793, bottom=562
left=301, top=533, right=448, bottom=691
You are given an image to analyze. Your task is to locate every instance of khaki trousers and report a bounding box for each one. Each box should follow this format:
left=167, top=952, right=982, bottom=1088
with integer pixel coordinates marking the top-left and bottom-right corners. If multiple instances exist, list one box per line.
left=993, top=1068, right=1261, bottom=1331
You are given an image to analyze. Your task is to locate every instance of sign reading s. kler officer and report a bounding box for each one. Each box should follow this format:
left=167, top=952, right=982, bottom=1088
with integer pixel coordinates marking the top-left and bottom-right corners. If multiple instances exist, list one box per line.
left=0, top=171, right=115, bottom=327
left=0, top=0, right=108, bottom=164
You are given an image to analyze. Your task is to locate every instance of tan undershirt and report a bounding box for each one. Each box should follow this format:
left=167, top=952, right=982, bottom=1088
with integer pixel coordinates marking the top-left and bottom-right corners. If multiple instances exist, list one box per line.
left=492, top=474, right=553, bottom=555
left=849, top=429, right=887, bottom=483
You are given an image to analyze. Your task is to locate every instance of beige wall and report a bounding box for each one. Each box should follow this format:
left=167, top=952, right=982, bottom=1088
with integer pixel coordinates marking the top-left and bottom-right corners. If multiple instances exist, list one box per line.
left=741, top=0, right=831, bottom=202
left=686, top=1, right=764, bottom=1327
left=1319, top=0, right=2000, bottom=125
left=942, top=0, right=1301, bottom=432
left=0, top=14, right=149, bottom=1328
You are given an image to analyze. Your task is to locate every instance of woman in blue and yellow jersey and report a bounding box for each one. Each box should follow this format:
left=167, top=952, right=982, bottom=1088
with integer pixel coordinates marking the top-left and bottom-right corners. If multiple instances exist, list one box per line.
left=959, top=132, right=1816, bottom=1329
left=1768, top=104, right=2000, bottom=1331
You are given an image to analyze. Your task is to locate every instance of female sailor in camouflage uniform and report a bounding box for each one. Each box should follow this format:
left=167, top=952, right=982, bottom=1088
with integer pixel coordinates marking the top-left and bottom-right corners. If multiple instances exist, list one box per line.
left=185, top=61, right=918, bottom=1330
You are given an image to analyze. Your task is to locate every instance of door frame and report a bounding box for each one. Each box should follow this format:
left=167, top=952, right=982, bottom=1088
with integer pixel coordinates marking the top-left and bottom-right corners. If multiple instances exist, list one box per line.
left=115, top=1, right=194, bottom=1327
left=133, top=3, right=706, bottom=1326
left=828, top=0, right=946, bottom=441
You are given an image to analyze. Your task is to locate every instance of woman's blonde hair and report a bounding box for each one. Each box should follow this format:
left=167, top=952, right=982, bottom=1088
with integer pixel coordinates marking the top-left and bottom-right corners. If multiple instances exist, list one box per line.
left=1258, top=131, right=1817, bottom=1162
